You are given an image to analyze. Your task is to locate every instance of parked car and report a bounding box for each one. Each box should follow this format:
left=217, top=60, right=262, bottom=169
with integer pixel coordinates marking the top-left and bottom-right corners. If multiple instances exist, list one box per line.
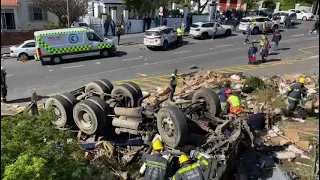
left=189, top=21, right=233, bottom=40
left=238, top=16, right=279, bottom=35
left=10, top=40, right=36, bottom=60
left=143, top=26, right=178, bottom=50
left=272, top=11, right=298, bottom=24
left=289, top=9, right=314, bottom=21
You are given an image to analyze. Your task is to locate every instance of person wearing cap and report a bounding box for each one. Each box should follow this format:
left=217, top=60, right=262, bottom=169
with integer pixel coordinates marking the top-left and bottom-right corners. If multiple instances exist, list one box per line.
left=285, top=77, right=308, bottom=115
left=142, top=139, right=170, bottom=180
left=1, top=67, right=7, bottom=103
left=225, top=88, right=244, bottom=114
left=172, top=151, right=210, bottom=180
left=169, top=69, right=178, bottom=102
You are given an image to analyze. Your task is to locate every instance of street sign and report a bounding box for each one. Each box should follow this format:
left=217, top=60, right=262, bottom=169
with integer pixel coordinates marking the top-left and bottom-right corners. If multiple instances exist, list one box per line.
left=159, top=6, right=163, bottom=16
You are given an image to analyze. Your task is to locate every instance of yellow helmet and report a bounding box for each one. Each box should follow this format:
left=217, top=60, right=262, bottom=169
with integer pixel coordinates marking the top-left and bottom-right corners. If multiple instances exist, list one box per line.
left=298, top=77, right=306, bottom=84
left=153, top=139, right=164, bottom=151
left=179, top=154, right=189, bottom=164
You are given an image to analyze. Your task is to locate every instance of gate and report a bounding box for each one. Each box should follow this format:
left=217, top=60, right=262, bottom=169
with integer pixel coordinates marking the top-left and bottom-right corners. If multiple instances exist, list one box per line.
left=89, top=24, right=103, bottom=37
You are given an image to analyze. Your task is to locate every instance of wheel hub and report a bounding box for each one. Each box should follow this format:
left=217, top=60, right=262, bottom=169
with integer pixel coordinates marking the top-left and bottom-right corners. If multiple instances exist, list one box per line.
left=53, top=57, right=60, bottom=63
left=53, top=107, right=62, bottom=122
left=162, top=117, right=175, bottom=137
left=80, top=112, right=92, bottom=128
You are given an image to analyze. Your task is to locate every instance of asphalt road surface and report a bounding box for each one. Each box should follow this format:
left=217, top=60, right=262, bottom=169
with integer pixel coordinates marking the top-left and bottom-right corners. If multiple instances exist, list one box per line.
left=2, top=20, right=319, bottom=103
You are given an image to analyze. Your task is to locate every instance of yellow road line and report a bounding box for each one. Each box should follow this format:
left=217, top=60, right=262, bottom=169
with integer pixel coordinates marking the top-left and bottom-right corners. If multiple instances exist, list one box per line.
left=155, top=77, right=170, bottom=82
left=140, top=79, right=168, bottom=86
left=299, top=45, right=319, bottom=50
left=131, top=80, right=158, bottom=88
left=219, top=68, right=244, bottom=73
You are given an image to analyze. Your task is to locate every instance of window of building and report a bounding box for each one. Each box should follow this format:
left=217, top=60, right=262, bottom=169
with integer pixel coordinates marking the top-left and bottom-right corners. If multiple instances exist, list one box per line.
left=29, top=6, right=48, bottom=21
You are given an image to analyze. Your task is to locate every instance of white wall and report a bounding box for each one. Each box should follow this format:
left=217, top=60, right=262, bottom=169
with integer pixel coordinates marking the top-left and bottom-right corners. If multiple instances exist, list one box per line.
left=192, top=15, right=209, bottom=22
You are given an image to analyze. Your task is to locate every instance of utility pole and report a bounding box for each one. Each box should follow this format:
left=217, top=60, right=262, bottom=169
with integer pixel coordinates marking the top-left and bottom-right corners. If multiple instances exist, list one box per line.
left=67, top=0, right=70, bottom=28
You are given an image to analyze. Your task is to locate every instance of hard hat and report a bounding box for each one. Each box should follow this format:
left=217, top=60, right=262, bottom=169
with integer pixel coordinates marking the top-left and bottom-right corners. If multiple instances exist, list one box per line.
left=153, top=139, right=164, bottom=150
left=298, top=77, right=306, bottom=84
left=179, top=154, right=189, bottom=164
left=225, top=88, right=232, bottom=94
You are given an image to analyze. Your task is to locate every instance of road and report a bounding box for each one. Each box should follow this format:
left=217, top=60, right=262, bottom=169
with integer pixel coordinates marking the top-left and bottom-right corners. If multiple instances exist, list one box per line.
left=2, top=20, right=319, bottom=103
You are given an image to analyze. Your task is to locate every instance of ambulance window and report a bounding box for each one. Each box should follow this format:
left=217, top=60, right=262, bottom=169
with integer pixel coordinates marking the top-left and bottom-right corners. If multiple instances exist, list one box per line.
left=86, top=32, right=103, bottom=42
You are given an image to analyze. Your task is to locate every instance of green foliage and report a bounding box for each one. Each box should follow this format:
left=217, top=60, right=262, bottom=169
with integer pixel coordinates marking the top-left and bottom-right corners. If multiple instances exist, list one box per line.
left=264, top=0, right=276, bottom=12
left=244, top=0, right=259, bottom=10
left=246, top=76, right=264, bottom=90
left=98, top=13, right=103, bottom=19
left=167, top=9, right=183, bottom=17
left=280, top=0, right=295, bottom=11
left=183, top=1, right=192, bottom=8
left=122, top=0, right=169, bottom=18
left=1, top=110, right=111, bottom=179
left=42, top=21, right=60, bottom=30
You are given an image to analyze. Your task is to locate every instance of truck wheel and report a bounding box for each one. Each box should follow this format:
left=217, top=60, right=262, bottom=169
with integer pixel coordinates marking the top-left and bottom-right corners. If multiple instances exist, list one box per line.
left=111, top=84, right=139, bottom=107
left=45, top=95, right=75, bottom=128
left=51, top=55, right=63, bottom=65
left=87, top=96, right=111, bottom=129
left=157, top=105, right=188, bottom=148
left=73, top=99, right=106, bottom=135
left=97, top=79, right=114, bottom=92
left=85, top=81, right=111, bottom=99
left=192, top=88, right=221, bottom=117
left=100, top=49, right=109, bottom=57
left=122, top=82, right=143, bottom=101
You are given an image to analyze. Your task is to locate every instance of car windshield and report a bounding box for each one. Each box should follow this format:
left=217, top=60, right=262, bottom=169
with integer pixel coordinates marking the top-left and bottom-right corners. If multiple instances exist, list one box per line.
left=301, top=10, right=307, bottom=13
left=191, top=24, right=199, bottom=28
left=145, top=31, right=160, bottom=36
left=240, top=19, right=250, bottom=22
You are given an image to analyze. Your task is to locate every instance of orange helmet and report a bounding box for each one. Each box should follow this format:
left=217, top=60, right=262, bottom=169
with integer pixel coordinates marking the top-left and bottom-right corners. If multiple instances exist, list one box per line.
left=225, top=88, right=232, bottom=94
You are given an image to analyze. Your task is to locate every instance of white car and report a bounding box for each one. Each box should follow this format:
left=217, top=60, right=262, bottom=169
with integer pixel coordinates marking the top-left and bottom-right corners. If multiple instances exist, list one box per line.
left=289, top=9, right=314, bottom=21
left=238, top=16, right=280, bottom=35
left=273, top=11, right=298, bottom=24
left=10, top=40, right=36, bottom=60
left=143, top=26, right=178, bottom=50
left=189, top=21, right=233, bottom=39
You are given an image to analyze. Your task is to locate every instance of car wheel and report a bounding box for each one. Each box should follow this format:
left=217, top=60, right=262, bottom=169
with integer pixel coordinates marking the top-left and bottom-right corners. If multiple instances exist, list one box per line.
left=147, top=47, right=154, bottom=50
left=253, top=27, right=259, bottom=35
left=200, top=32, right=208, bottom=40
left=302, top=16, right=307, bottom=21
left=100, top=49, right=109, bottom=57
left=162, top=40, right=168, bottom=51
left=225, top=29, right=232, bottom=36
left=51, top=55, right=63, bottom=65
left=18, top=53, right=29, bottom=61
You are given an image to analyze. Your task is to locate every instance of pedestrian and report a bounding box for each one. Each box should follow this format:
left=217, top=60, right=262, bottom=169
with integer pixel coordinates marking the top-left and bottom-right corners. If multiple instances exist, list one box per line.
left=248, top=43, right=257, bottom=64
left=163, top=18, right=167, bottom=26
left=232, top=18, right=239, bottom=32
left=177, top=26, right=183, bottom=45
left=126, top=19, right=131, bottom=34
left=244, top=24, right=251, bottom=44
left=142, top=139, right=170, bottom=180
left=154, top=16, right=159, bottom=27
left=169, top=69, right=178, bottom=102
left=146, top=16, right=152, bottom=30
left=143, top=16, right=147, bottom=32
left=111, top=20, right=116, bottom=36
left=309, top=18, right=319, bottom=34
left=218, top=80, right=231, bottom=111
left=260, top=40, right=270, bottom=63
left=247, top=106, right=266, bottom=147
left=284, top=77, right=308, bottom=118
left=103, top=18, right=110, bottom=36
left=1, top=67, right=7, bottom=103
left=225, top=89, right=244, bottom=115
left=262, top=20, right=269, bottom=34
left=116, top=21, right=122, bottom=45
left=271, top=29, right=282, bottom=51
left=212, top=22, right=218, bottom=39
left=171, top=151, right=210, bottom=180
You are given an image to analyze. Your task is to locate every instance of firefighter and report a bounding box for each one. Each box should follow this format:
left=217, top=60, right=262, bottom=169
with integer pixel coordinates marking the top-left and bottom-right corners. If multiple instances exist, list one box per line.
left=284, top=77, right=308, bottom=117
left=177, top=26, right=183, bottom=45
left=1, top=67, right=7, bottom=103
left=142, top=139, right=170, bottom=180
left=170, top=69, right=178, bottom=102
left=172, top=151, right=210, bottom=180
left=225, top=88, right=244, bottom=114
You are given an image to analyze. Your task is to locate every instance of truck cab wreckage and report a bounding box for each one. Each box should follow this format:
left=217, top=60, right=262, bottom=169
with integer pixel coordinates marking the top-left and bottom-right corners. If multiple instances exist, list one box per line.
left=44, top=78, right=259, bottom=179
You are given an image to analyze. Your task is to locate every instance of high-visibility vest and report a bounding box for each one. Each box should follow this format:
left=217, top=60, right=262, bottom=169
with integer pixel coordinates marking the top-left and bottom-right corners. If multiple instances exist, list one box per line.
left=226, top=95, right=243, bottom=114
left=177, top=28, right=183, bottom=36
left=171, top=73, right=178, bottom=85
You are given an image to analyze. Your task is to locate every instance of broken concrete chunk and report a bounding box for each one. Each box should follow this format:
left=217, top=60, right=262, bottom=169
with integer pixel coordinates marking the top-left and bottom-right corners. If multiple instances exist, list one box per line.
left=276, top=151, right=296, bottom=160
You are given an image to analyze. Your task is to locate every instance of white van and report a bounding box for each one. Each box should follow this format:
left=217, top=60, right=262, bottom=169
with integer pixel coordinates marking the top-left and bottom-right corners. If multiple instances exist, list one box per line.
left=34, top=27, right=116, bottom=65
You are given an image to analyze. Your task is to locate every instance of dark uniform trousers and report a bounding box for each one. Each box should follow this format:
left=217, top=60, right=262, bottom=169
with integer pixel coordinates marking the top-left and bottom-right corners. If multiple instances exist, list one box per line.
left=172, top=154, right=210, bottom=180
left=1, top=74, right=7, bottom=101
left=285, top=83, right=308, bottom=112
left=143, top=154, right=170, bottom=180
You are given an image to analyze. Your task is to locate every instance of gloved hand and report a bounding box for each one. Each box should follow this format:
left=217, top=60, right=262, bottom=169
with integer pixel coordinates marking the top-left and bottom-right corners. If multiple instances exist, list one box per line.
left=190, top=150, right=200, bottom=159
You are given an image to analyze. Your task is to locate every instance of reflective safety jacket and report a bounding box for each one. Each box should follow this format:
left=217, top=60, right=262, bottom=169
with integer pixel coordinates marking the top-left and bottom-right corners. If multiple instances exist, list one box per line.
left=177, top=28, right=183, bottom=36
left=171, top=73, right=178, bottom=86
left=143, top=153, right=170, bottom=180
left=285, top=83, right=308, bottom=101
left=172, top=154, right=210, bottom=180
left=226, top=95, right=243, bottom=114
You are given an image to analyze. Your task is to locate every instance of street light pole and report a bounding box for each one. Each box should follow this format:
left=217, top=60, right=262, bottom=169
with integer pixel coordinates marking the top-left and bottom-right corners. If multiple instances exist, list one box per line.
left=67, top=0, right=70, bottom=27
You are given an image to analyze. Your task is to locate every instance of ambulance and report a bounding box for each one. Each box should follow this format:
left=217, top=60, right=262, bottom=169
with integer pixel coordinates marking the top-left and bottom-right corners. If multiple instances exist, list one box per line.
left=34, top=27, right=116, bottom=65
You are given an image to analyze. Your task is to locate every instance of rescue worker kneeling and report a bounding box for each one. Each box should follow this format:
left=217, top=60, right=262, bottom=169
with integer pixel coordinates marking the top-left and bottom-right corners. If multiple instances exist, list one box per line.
left=142, top=139, right=170, bottom=180
left=225, top=88, right=244, bottom=115
left=172, top=152, right=210, bottom=180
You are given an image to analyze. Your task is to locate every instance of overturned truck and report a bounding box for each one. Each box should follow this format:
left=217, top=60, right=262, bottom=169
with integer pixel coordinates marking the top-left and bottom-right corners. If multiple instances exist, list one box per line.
left=45, top=78, right=254, bottom=178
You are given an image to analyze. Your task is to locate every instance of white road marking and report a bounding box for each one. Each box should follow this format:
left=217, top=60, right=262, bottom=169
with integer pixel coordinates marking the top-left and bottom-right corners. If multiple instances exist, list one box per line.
left=309, top=55, right=319, bottom=59
left=49, top=70, right=53, bottom=72
left=216, top=44, right=233, bottom=48
left=95, top=62, right=101, bottom=64
left=61, top=65, right=84, bottom=69
left=122, top=56, right=143, bottom=61
left=172, top=50, right=190, bottom=54
left=292, top=34, right=304, bottom=37
left=6, top=74, right=14, bottom=77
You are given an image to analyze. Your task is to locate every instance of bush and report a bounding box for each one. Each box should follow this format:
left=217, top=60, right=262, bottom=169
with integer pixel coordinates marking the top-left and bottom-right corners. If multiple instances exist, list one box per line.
left=42, top=21, right=60, bottom=30
left=246, top=76, right=264, bottom=90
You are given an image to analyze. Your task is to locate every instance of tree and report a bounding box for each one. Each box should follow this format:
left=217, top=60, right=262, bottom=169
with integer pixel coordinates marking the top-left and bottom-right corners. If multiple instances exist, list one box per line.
left=194, top=0, right=210, bottom=14
left=244, top=0, right=259, bottom=10
left=1, top=110, right=110, bottom=179
left=122, top=0, right=169, bottom=18
left=30, top=0, right=89, bottom=27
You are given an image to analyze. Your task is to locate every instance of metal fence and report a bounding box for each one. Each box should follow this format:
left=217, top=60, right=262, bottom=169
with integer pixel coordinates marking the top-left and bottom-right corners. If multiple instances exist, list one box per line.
left=89, top=24, right=103, bottom=37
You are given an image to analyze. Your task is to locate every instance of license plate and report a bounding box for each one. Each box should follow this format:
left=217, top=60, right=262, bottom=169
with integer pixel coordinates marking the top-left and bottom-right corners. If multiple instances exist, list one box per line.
left=147, top=39, right=154, bottom=43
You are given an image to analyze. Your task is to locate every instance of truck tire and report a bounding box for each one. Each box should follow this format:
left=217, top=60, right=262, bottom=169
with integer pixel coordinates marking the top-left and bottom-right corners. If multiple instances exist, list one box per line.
left=87, top=96, right=111, bottom=129
left=156, top=105, right=188, bottom=148
left=59, top=92, right=78, bottom=106
left=192, top=88, right=221, bottom=117
left=73, top=99, right=106, bottom=135
left=85, top=81, right=110, bottom=99
left=111, top=84, right=139, bottom=107
left=44, top=95, right=74, bottom=128
left=122, top=82, right=143, bottom=101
